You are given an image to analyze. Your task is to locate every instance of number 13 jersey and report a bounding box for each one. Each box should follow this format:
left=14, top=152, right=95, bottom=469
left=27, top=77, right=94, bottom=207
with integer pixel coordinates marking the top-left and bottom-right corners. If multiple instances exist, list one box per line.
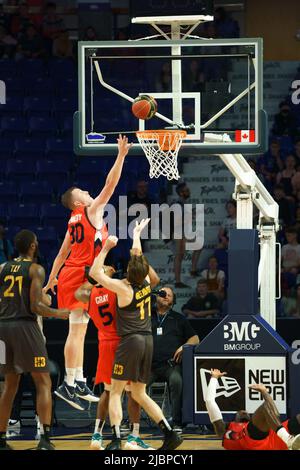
left=65, top=207, right=108, bottom=268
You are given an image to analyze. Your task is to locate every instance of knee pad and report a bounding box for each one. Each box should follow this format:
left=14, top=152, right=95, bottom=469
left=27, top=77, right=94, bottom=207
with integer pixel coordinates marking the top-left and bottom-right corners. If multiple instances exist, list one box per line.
left=69, top=310, right=90, bottom=325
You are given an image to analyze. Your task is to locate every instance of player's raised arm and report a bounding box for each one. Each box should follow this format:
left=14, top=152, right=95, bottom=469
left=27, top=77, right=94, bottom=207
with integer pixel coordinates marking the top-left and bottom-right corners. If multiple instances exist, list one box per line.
left=89, top=236, right=130, bottom=297
left=30, top=264, right=70, bottom=319
left=44, top=230, right=71, bottom=294
left=205, top=369, right=227, bottom=437
left=131, top=218, right=159, bottom=287
left=88, top=135, right=132, bottom=216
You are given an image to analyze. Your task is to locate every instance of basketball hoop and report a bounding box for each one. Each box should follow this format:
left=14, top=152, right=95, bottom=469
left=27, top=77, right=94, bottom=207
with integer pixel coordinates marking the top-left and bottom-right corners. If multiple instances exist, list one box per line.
left=136, top=129, right=186, bottom=180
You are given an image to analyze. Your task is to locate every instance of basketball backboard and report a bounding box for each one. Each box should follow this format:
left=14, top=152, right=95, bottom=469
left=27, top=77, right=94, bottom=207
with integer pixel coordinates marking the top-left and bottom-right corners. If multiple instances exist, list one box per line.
left=74, top=37, right=267, bottom=156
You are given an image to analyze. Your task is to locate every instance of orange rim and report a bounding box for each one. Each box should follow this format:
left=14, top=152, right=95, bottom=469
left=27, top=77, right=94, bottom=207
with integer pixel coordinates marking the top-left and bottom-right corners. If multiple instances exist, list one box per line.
left=136, top=129, right=187, bottom=151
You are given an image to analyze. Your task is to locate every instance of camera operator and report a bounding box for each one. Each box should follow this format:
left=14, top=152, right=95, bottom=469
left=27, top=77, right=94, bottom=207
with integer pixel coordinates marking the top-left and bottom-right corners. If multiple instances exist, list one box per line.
left=149, top=286, right=199, bottom=432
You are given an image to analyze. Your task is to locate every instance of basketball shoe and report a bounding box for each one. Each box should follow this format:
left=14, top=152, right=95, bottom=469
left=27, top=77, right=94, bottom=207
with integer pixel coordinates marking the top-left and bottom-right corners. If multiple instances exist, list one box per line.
left=36, top=437, right=55, bottom=450
left=75, top=381, right=99, bottom=402
left=159, top=430, right=183, bottom=450
left=124, top=434, right=155, bottom=450
left=55, top=381, right=86, bottom=410
left=105, top=438, right=122, bottom=450
left=90, top=433, right=104, bottom=450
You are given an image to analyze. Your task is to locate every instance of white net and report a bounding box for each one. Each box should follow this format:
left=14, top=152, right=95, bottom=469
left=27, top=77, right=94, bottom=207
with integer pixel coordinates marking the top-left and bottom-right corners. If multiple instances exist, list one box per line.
left=136, top=130, right=186, bottom=180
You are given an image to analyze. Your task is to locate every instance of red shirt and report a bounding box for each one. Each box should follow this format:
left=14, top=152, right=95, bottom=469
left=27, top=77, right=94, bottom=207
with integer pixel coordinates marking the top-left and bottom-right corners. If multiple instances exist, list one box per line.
left=222, top=421, right=287, bottom=451
left=88, top=286, right=119, bottom=342
left=65, top=206, right=108, bottom=268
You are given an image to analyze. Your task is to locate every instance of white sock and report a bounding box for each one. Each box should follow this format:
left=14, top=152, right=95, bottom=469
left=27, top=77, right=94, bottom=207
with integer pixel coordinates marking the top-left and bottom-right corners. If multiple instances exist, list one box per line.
left=163, top=417, right=172, bottom=431
left=65, top=368, right=76, bottom=387
left=40, top=424, right=44, bottom=434
left=277, top=426, right=292, bottom=444
left=75, top=367, right=86, bottom=382
left=94, top=419, right=100, bottom=434
left=94, top=419, right=105, bottom=435
left=131, top=423, right=140, bottom=438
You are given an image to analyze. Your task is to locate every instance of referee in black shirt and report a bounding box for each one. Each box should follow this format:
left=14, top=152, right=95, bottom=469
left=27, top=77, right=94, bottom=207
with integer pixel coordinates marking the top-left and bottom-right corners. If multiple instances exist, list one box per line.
left=149, top=286, right=199, bottom=432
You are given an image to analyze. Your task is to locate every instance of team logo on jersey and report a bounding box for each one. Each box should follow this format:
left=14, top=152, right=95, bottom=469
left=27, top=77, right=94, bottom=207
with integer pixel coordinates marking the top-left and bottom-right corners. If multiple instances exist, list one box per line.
left=34, top=357, right=46, bottom=368
left=200, top=368, right=241, bottom=399
left=113, top=364, right=124, bottom=375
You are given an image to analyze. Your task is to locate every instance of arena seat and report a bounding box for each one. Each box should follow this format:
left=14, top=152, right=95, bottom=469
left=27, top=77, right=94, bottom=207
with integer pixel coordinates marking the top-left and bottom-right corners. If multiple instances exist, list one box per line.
left=0, top=181, right=19, bottom=204
left=19, top=181, right=54, bottom=204
left=8, top=203, right=40, bottom=226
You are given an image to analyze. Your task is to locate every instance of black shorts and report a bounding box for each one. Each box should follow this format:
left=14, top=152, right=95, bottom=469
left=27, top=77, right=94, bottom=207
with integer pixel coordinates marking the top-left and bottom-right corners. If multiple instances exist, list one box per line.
left=0, top=321, right=49, bottom=375
left=112, top=334, right=153, bottom=384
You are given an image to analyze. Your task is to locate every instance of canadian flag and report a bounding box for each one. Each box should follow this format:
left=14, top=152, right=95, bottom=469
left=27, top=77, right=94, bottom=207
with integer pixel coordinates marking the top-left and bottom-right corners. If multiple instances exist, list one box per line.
left=235, top=130, right=256, bottom=142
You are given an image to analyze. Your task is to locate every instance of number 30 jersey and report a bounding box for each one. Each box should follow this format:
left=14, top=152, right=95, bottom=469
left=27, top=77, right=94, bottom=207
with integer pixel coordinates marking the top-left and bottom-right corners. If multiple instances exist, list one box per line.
left=88, top=286, right=119, bottom=341
left=65, top=206, right=108, bottom=268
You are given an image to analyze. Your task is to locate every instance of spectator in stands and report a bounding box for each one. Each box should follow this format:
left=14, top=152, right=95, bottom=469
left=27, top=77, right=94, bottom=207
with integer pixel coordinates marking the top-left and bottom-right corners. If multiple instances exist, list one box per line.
left=0, top=221, right=14, bottom=264
left=214, top=7, right=240, bottom=38
left=218, top=199, right=237, bottom=240
left=0, top=25, right=17, bottom=58
left=200, top=256, right=225, bottom=299
left=127, top=179, right=154, bottom=211
left=276, top=154, right=298, bottom=198
left=282, top=284, right=300, bottom=318
left=83, top=26, right=97, bottom=41
left=18, top=23, right=45, bottom=58
left=281, top=226, right=300, bottom=274
left=213, top=234, right=229, bottom=278
left=272, top=101, right=297, bottom=138
left=149, top=286, right=199, bottom=432
left=10, top=2, right=36, bottom=37
left=182, top=279, right=220, bottom=319
left=0, top=4, right=11, bottom=31
left=164, top=182, right=201, bottom=287
left=156, top=62, right=172, bottom=92
left=183, top=60, right=205, bottom=92
left=273, top=184, right=295, bottom=227
left=257, top=139, right=283, bottom=191
left=42, top=2, right=65, bottom=40
left=294, top=139, right=300, bottom=162
left=291, top=170, right=300, bottom=197
left=52, top=29, right=73, bottom=58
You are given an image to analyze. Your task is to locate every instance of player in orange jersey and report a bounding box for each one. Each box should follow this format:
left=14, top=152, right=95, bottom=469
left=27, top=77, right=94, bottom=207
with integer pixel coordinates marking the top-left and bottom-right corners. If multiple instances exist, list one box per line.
left=43, top=135, right=132, bottom=410
left=205, top=368, right=300, bottom=450
left=75, top=265, right=155, bottom=450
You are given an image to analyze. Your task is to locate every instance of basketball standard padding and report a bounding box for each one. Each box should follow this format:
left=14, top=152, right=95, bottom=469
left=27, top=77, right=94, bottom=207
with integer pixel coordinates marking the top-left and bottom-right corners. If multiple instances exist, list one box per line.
left=132, top=95, right=157, bottom=120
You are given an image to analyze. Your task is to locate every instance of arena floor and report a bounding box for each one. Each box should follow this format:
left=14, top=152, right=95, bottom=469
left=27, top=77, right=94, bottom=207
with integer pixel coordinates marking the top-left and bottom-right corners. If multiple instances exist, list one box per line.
left=8, top=429, right=223, bottom=451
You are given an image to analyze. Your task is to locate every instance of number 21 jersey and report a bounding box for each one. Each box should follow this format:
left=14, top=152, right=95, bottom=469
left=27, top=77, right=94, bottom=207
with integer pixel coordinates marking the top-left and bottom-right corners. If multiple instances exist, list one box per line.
left=65, top=206, right=108, bottom=268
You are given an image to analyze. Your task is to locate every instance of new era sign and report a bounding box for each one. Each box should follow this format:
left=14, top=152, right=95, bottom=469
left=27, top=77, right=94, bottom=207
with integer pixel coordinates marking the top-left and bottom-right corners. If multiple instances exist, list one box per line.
left=194, top=356, right=287, bottom=414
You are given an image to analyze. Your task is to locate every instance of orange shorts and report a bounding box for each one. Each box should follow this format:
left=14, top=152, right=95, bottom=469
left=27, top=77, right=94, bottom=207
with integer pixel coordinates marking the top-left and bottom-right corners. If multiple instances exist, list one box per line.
left=95, top=338, right=120, bottom=385
left=57, top=265, right=88, bottom=311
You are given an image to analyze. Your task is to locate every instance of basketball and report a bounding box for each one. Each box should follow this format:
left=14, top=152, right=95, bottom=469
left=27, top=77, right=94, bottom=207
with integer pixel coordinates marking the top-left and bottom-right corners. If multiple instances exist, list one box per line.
left=132, top=95, right=157, bottom=120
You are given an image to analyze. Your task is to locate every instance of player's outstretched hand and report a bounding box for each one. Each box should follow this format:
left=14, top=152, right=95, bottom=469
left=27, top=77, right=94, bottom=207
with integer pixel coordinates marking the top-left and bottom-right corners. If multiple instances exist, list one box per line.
left=43, top=277, right=58, bottom=295
left=133, top=218, right=150, bottom=238
left=117, top=134, right=133, bottom=158
left=210, top=368, right=227, bottom=379
left=248, top=383, right=268, bottom=394
left=104, top=235, right=118, bottom=251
